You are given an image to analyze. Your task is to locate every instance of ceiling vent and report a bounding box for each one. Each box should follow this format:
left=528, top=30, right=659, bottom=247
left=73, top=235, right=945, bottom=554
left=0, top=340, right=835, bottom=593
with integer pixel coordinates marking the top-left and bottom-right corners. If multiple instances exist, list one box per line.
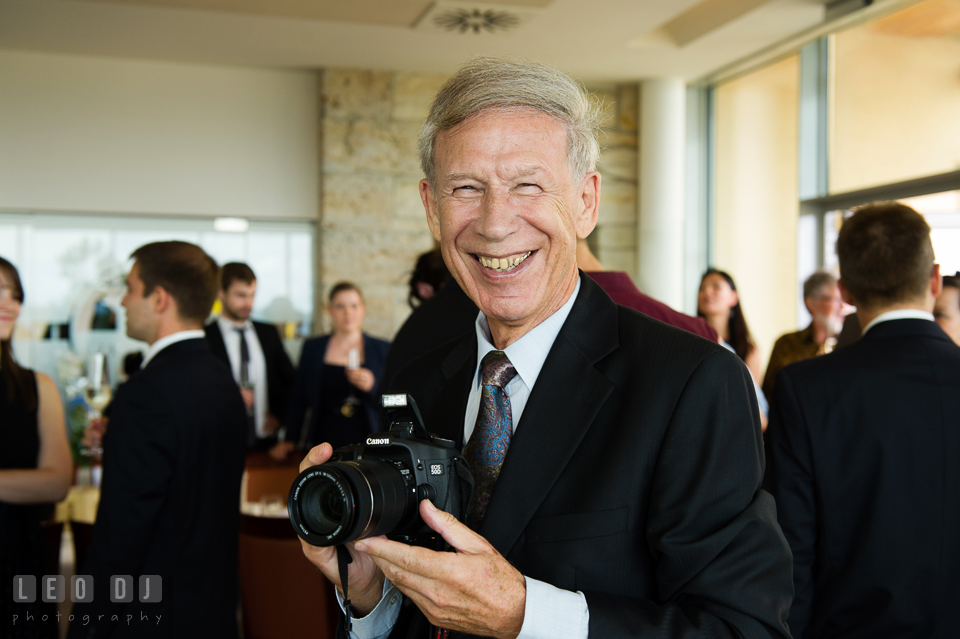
left=414, top=1, right=541, bottom=35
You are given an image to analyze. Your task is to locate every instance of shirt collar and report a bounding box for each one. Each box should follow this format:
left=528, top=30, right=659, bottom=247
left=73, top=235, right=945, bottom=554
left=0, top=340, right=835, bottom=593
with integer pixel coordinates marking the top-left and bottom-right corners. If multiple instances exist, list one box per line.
left=218, top=315, right=251, bottom=333
left=473, top=276, right=581, bottom=390
left=141, top=329, right=206, bottom=369
left=861, top=309, right=935, bottom=335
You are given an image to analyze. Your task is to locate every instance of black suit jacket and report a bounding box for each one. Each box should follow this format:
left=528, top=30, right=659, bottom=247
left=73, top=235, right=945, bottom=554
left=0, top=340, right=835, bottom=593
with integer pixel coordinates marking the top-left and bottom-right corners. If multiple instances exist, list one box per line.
left=764, top=318, right=960, bottom=639
left=388, top=274, right=793, bottom=638
left=381, top=278, right=479, bottom=391
left=205, top=319, right=295, bottom=448
left=286, top=333, right=391, bottom=449
left=68, top=338, right=247, bottom=639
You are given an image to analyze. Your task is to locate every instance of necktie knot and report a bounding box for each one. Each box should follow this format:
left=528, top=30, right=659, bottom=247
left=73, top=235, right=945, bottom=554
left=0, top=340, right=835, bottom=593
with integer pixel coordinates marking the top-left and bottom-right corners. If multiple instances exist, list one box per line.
left=480, top=350, right=516, bottom=389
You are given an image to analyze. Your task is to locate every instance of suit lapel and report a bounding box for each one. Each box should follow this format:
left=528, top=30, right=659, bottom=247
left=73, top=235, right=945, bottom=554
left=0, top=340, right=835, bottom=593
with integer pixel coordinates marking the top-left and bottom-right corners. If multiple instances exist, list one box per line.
left=205, top=322, right=229, bottom=363
left=431, top=336, right=476, bottom=446
left=252, top=321, right=273, bottom=359
left=479, top=274, right=619, bottom=554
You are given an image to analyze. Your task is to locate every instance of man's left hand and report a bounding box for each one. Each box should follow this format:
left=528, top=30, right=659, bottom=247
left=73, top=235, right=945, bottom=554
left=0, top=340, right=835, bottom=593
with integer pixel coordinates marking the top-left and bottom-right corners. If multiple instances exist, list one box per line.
left=356, top=499, right=526, bottom=639
left=263, top=413, right=281, bottom=436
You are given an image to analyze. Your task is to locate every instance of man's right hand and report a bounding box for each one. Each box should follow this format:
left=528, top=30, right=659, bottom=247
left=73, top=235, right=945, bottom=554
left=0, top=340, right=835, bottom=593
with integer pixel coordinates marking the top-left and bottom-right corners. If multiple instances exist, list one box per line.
left=269, top=441, right=295, bottom=461
left=240, top=387, right=255, bottom=410
left=298, top=443, right=387, bottom=615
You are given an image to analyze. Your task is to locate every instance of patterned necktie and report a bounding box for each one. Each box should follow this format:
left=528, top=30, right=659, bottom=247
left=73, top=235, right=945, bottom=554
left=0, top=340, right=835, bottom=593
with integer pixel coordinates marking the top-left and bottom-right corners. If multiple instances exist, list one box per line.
left=462, top=350, right=517, bottom=530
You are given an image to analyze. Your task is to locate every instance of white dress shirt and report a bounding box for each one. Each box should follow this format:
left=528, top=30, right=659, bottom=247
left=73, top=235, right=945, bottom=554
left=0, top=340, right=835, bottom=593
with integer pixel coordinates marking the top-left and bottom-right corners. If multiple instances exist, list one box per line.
left=141, top=330, right=206, bottom=369
left=217, top=316, right=270, bottom=438
left=861, top=308, right=935, bottom=335
left=345, top=277, right=589, bottom=639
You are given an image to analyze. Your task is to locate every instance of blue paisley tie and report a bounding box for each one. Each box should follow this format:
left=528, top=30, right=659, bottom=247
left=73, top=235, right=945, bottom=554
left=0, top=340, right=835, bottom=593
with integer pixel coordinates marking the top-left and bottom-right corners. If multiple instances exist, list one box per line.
left=462, top=350, right=517, bottom=530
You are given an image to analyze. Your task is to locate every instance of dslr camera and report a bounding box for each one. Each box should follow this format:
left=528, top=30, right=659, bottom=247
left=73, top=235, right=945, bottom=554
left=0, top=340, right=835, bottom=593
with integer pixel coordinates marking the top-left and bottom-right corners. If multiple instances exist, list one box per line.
left=288, top=394, right=473, bottom=547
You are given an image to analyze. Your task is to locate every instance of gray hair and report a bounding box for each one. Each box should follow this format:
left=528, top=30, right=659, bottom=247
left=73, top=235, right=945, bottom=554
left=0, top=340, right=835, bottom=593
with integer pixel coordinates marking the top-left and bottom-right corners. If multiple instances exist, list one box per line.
left=803, top=270, right=838, bottom=299
left=418, top=57, right=603, bottom=186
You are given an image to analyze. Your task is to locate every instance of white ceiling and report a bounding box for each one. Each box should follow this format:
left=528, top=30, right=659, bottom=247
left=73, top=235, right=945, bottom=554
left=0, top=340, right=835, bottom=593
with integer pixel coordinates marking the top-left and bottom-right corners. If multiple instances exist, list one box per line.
left=0, top=0, right=836, bottom=82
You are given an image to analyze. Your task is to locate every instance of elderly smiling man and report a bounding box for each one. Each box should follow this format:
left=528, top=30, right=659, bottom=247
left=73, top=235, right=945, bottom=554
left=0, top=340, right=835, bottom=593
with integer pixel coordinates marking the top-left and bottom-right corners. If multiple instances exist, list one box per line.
left=299, top=58, right=793, bottom=639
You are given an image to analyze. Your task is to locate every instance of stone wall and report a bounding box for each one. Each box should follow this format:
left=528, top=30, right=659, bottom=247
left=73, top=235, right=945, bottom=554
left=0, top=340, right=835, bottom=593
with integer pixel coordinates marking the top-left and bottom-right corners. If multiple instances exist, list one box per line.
left=315, top=69, right=640, bottom=339
left=589, top=83, right=639, bottom=274
left=316, top=69, right=448, bottom=339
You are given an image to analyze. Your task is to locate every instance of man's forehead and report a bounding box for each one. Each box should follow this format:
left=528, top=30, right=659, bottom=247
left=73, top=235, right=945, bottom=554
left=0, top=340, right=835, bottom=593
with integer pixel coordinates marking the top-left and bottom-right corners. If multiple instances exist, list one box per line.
left=443, top=165, right=545, bottom=181
left=438, top=109, right=566, bottom=147
left=229, top=279, right=257, bottom=293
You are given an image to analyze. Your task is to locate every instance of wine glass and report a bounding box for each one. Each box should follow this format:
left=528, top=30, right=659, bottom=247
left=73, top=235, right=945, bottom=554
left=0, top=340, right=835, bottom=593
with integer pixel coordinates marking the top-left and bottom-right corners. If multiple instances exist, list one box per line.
left=82, top=352, right=111, bottom=459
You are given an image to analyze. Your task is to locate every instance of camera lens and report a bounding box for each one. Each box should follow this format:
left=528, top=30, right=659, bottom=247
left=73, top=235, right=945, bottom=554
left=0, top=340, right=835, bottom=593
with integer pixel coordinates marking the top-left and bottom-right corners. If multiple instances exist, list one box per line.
left=288, top=459, right=417, bottom=546
left=301, top=480, right=347, bottom=535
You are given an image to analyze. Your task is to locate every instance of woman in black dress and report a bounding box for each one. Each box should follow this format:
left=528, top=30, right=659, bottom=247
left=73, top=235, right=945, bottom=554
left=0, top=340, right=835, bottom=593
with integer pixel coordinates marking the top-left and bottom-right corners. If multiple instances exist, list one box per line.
left=0, top=257, right=72, bottom=639
left=273, top=282, right=391, bottom=457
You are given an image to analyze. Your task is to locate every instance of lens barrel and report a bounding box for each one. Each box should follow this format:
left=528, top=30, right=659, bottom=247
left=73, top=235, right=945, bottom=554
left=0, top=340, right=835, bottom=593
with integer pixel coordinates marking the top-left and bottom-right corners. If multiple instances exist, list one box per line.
left=288, top=459, right=416, bottom=546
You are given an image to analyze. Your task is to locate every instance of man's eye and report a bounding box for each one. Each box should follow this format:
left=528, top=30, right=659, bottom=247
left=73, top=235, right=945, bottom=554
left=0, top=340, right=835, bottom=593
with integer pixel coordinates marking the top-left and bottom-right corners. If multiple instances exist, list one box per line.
left=517, top=183, right=541, bottom=191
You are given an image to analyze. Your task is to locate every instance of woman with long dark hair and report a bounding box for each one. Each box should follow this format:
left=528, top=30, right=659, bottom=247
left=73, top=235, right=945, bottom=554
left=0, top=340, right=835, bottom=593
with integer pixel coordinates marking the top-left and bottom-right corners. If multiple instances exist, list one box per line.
left=697, top=269, right=762, bottom=379
left=698, top=268, right=768, bottom=428
left=1, top=257, right=72, bottom=638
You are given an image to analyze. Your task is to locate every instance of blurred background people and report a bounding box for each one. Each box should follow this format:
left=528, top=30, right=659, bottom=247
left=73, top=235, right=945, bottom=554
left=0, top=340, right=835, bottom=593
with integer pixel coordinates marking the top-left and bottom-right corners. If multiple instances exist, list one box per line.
left=762, top=270, right=845, bottom=399
left=69, top=241, right=247, bottom=639
left=383, top=250, right=478, bottom=391
left=407, top=248, right=450, bottom=308
left=698, top=269, right=763, bottom=380
left=577, top=239, right=718, bottom=341
left=0, top=257, right=71, bottom=639
left=698, top=268, right=768, bottom=426
left=764, top=202, right=960, bottom=638
left=272, top=282, right=389, bottom=458
left=205, top=262, right=295, bottom=451
left=934, top=271, right=960, bottom=346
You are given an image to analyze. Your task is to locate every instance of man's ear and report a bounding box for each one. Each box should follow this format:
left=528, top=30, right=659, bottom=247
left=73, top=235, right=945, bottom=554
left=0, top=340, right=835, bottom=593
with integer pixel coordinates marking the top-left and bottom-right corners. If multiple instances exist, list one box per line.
left=930, top=263, right=943, bottom=298
left=420, top=179, right=442, bottom=243
left=575, top=172, right=601, bottom=239
left=152, top=285, right=172, bottom=315
left=838, top=279, right=856, bottom=306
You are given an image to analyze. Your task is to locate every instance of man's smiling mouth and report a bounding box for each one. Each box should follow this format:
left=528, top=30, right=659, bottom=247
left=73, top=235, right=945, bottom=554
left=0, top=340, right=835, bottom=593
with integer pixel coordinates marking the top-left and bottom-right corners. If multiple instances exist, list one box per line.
left=475, top=251, right=533, bottom=273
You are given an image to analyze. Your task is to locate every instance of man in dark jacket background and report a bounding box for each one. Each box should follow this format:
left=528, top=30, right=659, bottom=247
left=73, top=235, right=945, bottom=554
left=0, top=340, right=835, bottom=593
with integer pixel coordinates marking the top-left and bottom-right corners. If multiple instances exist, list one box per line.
left=765, top=202, right=960, bottom=638
left=69, top=241, right=247, bottom=639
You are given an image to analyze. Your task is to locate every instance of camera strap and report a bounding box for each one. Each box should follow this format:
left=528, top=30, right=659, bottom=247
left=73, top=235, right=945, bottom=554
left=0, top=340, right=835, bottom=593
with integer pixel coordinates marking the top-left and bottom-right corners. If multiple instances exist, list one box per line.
left=337, top=544, right=354, bottom=634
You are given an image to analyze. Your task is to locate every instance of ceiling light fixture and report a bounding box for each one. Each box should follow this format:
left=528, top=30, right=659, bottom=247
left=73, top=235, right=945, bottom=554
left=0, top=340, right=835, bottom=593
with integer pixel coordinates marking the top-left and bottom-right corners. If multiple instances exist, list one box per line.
left=414, top=1, right=540, bottom=35
left=214, top=217, right=249, bottom=233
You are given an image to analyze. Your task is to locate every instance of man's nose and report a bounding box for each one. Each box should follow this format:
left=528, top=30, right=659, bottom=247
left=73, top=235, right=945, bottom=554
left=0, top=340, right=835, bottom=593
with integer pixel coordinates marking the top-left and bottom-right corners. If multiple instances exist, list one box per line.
left=475, top=190, right=518, bottom=241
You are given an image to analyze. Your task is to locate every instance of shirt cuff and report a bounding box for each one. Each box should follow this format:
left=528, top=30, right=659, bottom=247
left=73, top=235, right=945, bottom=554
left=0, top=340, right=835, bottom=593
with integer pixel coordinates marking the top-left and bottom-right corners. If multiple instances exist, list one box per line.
left=335, top=578, right=402, bottom=639
left=517, top=576, right=589, bottom=639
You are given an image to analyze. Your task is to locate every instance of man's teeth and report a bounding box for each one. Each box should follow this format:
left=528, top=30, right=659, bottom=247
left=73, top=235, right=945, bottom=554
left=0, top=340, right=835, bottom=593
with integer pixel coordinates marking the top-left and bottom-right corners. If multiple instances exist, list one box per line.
left=478, top=252, right=532, bottom=272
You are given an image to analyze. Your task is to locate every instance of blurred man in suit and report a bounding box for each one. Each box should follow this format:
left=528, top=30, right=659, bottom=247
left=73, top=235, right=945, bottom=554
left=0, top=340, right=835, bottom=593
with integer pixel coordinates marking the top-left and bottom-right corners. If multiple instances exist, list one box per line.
left=69, top=241, right=247, bottom=639
left=298, top=57, right=792, bottom=639
left=205, top=262, right=295, bottom=450
left=764, top=202, right=960, bottom=638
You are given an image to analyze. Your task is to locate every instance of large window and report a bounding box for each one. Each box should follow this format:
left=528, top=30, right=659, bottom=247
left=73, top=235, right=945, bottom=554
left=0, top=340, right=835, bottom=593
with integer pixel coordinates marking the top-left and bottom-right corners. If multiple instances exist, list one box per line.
left=1, top=212, right=314, bottom=386
left=830, top=0, right=960, bottom=193
left=713, top=54, right=800, bottom=361
left=708, top=0, right=960, bottom=354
